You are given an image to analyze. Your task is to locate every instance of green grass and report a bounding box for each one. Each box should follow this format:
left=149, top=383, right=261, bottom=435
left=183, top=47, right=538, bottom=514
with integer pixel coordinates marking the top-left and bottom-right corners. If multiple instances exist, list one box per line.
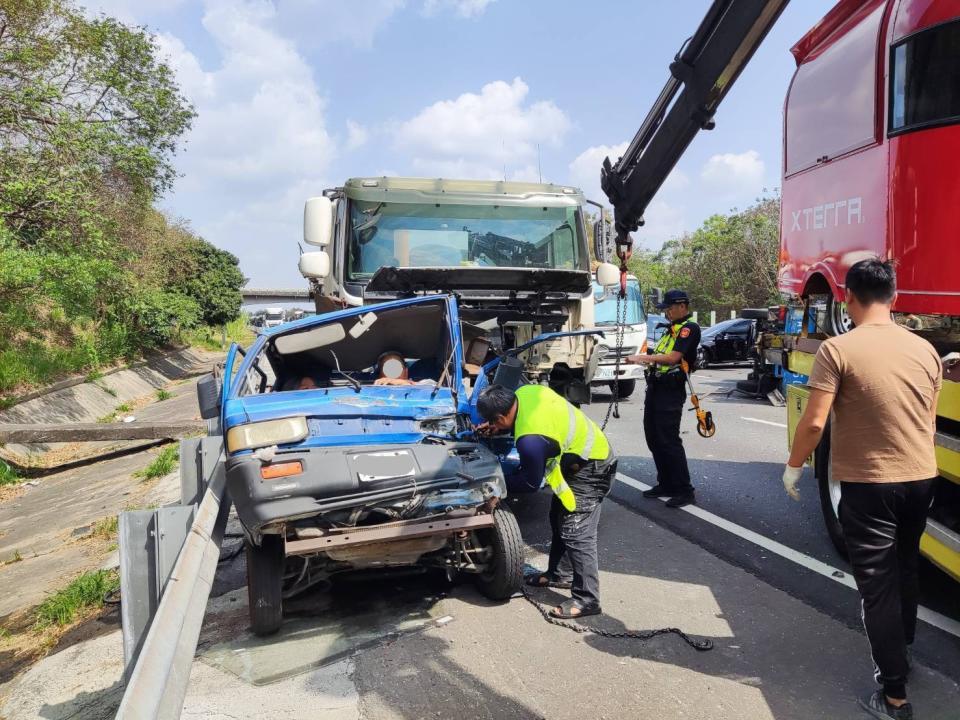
left=181, top=315, right=256, bottom=352
left=91, top=515, right=118, bottom=540
left=96, top=401, right=135, bottom=424
left=0, top=627, right=11, bottom=640
left=33, top=569, right=120, bottom=630
left=135, top=444, right=179, bottom=480
left=155, top=388, right=172, bottom=401
left=4, top=549, right=23, bottom=565
left=0, top=461, right=20, bottom=487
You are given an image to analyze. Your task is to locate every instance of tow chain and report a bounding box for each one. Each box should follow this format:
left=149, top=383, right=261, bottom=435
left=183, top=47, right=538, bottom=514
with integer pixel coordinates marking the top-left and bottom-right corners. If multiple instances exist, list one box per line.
left=600, top=264, right=629, bottom=431
left=520, top=584, right=713, bottom=651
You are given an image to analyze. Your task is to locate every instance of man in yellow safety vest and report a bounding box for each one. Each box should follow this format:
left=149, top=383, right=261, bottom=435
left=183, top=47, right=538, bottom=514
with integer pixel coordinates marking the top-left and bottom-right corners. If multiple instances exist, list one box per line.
left=476, top=383, right=617, bottom=619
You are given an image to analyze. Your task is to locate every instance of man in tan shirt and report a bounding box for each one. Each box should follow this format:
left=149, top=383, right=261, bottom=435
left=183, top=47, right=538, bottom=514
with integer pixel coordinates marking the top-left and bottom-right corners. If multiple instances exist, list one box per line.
left=784, top=259, right=941, bottom=720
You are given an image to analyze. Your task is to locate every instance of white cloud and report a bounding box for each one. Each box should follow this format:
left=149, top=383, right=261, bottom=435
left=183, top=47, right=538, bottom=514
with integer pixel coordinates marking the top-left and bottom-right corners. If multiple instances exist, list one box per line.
left=150, top=0, right=336, bottom=286
left=422, top=0, right=496, bottom=18
left=394, top=77, right=570, bottom=180
left=700, top=150, right=765, bottom=196
left=274, top=0, right=406, bottom=49
left=345, top=120, right=369, bottom=151
left=83, top=0, right=187, bottom=23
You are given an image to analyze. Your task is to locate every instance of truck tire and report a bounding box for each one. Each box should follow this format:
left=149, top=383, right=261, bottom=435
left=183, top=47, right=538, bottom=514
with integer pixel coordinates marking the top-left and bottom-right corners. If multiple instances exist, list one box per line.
left=246, top=534, right=285, bottom=636
left=474, top=507, right=524, bottom=601
left=827, top=296, right=854, bottom=336
left=815, top=429, right=848, bottom=559
left=615, top=379, right=636, bottom=398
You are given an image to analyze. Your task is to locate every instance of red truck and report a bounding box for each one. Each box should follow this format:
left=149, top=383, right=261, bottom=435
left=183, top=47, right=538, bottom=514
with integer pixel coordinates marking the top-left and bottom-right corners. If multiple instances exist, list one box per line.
left=779, top=0, right=960, bottom=332
left=779, top=0, right=960, bottom=580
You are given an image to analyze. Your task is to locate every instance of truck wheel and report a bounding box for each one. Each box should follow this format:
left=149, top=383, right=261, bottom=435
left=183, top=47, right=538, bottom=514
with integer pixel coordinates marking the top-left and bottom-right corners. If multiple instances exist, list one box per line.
left=615, top=379, right=636, bottom=398
left=815, top=430, right=848, bottom=559
left=246, top=534, right=284, bottom=636
left=696, top=347, right=709, bottom=369
left=474, top=507, right=524, bottom=601
left=827, top=296, right=854, bottom=336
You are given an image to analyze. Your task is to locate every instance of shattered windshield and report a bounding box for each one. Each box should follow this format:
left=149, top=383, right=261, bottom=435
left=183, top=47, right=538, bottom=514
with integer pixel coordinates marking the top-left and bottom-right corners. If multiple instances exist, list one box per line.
left=347, top=201, right=584, bottom=280
left=592, top=281, right=644, bottom=326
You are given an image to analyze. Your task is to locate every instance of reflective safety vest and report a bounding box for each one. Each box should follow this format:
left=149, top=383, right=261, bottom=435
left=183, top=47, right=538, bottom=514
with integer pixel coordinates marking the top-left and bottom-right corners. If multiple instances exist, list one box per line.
left=653, top=317, right=694, bottom=374
left=513, top=384, right=611, bottom=512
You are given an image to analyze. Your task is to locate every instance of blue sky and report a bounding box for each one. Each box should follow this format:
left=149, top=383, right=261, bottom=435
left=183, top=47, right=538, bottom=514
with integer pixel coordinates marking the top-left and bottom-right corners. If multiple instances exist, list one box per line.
left=89, top=0, right=835, bottom=288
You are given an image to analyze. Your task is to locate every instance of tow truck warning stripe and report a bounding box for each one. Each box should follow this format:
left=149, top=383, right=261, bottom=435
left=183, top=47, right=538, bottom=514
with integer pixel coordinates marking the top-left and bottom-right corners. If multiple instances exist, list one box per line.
left=615, top=472, right=960, bottom=640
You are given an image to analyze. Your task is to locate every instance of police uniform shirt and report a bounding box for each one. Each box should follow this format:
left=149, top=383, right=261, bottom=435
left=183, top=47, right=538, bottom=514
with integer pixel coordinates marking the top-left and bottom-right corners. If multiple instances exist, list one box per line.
left=669, top=315, right=701, bottom=367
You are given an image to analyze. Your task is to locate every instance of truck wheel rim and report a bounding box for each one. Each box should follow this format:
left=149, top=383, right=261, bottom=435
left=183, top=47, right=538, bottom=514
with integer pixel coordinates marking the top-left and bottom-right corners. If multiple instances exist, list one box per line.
left=831, top=301, right=854, bottom=335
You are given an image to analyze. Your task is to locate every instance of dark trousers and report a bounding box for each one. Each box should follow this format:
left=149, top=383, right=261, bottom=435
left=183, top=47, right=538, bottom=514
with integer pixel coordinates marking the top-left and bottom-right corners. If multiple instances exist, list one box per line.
left=546, top=458, right=614, bottom=607
left=548, top=495, right=602, bottom=606
left=839, top=479, right=935, bottom=700
left=643, top=375, right=693, bottom=494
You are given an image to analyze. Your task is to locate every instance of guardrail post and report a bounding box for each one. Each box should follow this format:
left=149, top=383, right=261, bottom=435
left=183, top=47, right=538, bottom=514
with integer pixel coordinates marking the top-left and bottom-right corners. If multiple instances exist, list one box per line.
left=709, top=310, right=716, bottom=327
left=179, top=438, right=202, bottom=507
left=117, top=441, right=230, bottom=719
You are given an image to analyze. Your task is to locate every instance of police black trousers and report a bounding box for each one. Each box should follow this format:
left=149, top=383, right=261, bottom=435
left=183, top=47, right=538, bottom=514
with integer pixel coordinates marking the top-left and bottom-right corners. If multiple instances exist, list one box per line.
left=839, top=479, right=935, bottom=700
left=643, top=376, right=693, bottom=494
left=547, top=495, right=603, bottom=607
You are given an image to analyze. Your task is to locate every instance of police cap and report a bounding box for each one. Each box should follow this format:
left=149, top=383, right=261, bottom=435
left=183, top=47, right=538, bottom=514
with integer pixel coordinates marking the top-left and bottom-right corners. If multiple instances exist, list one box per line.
left=656, top=289, right=690, bottom=310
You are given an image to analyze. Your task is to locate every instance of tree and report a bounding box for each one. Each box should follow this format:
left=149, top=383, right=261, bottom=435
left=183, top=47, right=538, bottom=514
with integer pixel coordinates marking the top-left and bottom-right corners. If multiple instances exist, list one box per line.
left=173, top=239, right=244, bottom=327
left=626, top=192, right=781, bottom=315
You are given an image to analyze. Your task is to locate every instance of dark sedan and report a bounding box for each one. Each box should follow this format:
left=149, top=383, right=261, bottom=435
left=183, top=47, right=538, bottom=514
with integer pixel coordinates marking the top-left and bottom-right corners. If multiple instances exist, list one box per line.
left=696, top=318, right=756, bottom=369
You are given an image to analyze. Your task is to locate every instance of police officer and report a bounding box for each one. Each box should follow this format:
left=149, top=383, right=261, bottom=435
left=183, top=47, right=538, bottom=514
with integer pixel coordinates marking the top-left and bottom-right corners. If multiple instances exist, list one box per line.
left=476, top=383, right=617, bottom=619
left=626, top=289, right=701, bottom=508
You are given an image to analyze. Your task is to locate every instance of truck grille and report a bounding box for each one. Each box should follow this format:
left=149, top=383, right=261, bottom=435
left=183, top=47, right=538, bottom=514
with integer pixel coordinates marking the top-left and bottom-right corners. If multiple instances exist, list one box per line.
left=600, top=345, right=637, bottom=359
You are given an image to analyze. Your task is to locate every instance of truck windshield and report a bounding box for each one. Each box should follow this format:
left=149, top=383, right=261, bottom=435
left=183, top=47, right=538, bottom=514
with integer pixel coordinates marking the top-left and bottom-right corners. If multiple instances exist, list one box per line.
left=347, top=201, right=583, bottom=279
left=890, top=19, right=960, bottom=134
left=592, top=282, right=644, bottom=325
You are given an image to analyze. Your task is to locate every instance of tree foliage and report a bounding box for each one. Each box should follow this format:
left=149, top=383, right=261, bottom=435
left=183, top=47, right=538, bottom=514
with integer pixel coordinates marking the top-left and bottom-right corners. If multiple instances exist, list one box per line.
left=625, top=194, right=781, bottom=316
left=0, top=0, right=243, bottom=396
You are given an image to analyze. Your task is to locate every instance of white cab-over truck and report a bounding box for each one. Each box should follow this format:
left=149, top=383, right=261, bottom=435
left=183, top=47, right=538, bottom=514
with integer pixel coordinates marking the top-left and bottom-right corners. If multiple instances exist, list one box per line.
left=297, top=176, right=613, bottom=400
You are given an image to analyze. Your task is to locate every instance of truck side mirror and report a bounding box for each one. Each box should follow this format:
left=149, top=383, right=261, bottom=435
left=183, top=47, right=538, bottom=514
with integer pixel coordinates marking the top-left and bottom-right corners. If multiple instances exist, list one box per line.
left=595, top=262, right=620, bottom=287
left=299, top=250, right=330, bottom=279
left=304, top=196, right=333, bottom=246
left=592, top=214, right=615, bottom=263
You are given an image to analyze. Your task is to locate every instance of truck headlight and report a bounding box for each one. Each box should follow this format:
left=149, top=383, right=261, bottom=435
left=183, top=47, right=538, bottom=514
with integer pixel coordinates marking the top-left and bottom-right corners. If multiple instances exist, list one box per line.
left=226, top=417, right=308, bottom=453
left=417, top=416, right=457, bottom=436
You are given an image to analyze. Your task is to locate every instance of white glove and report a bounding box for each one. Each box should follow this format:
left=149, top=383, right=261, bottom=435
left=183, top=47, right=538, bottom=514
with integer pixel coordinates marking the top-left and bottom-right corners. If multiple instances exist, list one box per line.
left=782, top=464, right=803, bottom=501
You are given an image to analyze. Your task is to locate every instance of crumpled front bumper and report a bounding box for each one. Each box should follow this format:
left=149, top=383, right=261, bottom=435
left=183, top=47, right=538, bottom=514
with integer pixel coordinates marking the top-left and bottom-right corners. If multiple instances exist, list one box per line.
left=226, top=440, right=505, bottom=537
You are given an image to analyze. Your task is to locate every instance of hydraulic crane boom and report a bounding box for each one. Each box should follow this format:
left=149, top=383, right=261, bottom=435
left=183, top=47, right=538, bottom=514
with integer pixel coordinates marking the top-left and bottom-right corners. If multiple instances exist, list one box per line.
left=600, top=0, right=790, bottom=254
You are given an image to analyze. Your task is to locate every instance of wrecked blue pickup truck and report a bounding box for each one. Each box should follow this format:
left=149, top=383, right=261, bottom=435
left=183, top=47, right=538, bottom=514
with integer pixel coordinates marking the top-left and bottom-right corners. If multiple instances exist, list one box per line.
left=197, top=294, right=599, bottom=635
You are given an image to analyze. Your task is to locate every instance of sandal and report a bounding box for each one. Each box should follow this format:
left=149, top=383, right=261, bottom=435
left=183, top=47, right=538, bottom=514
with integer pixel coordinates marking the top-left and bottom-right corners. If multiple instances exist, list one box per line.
left=524, top=573, right=573, bottom=590
left=549, top=598, right=602, bottom=619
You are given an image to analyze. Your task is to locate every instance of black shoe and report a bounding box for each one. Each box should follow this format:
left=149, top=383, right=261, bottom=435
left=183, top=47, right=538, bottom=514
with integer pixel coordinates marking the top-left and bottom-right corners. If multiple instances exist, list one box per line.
left=665, top=493, right=695, bottom=508
left=642, top=485, right=673, bottom=498
left=858, top=691, right=913, bottom=720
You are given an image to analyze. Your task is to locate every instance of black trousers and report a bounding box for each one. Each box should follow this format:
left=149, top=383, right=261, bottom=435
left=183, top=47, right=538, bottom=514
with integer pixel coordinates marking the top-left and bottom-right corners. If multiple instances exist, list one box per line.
left=643, top=375, right=693, bottom=494
left=839, top=479, right=935, bottom=700
left=546, top=458, right=615, bottom=607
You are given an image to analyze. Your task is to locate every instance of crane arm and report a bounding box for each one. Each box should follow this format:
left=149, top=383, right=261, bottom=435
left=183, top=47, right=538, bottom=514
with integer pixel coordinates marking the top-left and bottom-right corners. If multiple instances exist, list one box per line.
left=600, top=0, right=790, bottom=254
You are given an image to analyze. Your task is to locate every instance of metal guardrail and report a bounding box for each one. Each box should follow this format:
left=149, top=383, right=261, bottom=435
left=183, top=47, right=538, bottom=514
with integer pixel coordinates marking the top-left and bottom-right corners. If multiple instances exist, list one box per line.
left=116, top=436, right=231, bottom=719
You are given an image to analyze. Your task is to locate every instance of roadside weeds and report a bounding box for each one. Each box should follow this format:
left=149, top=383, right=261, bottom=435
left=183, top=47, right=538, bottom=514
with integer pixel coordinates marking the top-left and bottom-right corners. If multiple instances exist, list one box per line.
left=134, top=444, right=179, bottom=480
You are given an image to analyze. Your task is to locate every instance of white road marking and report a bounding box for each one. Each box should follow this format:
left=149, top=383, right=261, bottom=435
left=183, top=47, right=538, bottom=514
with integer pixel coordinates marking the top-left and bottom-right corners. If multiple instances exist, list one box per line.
left=741, top=416, right=787, bottom=428
left=615, top=472, right=960, bottom=640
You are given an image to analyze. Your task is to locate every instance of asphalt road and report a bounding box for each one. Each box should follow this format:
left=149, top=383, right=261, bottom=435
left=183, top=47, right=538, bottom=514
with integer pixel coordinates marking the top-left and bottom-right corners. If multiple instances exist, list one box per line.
left=583, top=365, right=960, bottom=682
